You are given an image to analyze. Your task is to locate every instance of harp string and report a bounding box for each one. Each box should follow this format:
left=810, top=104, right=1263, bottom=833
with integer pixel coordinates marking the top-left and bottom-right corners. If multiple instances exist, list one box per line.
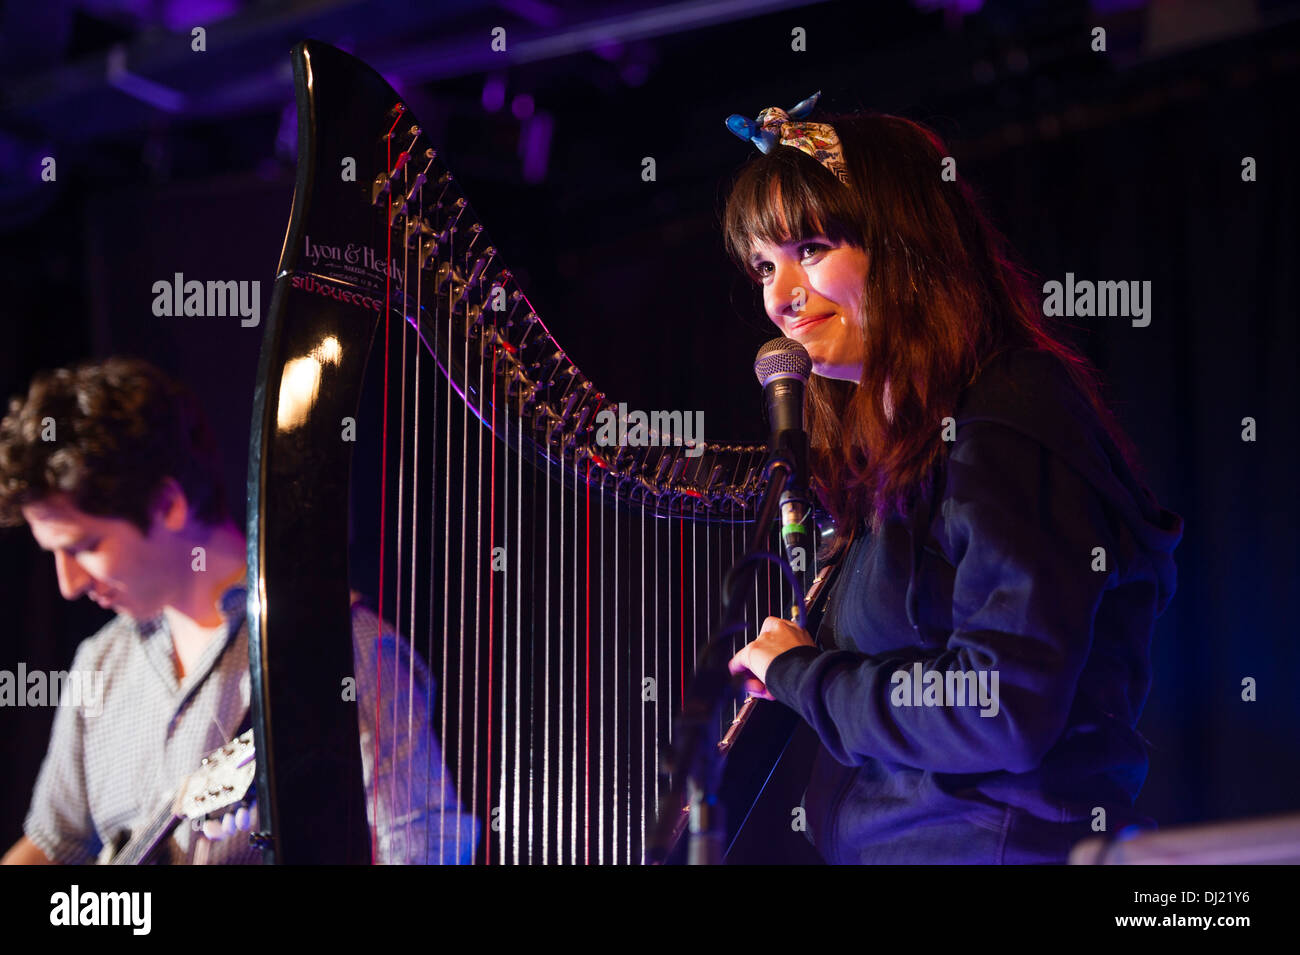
left=514, top=374, right=524, bottom=865
left=493, top=340, right=504, bottom=867
left=407, top=162, right=420, bottom=863
left=572, top=432, right=580, bottom=864
left=597, top=463, right=604, bottom=864
left=615, top=478, right=625, bottom=865
left=672, top=492, right=678, bottom=749
left=439, top=225, right=454, bottom=865
left=704, top=497, right=712, bottom=723
left=683, top=511, right=688, bottom=716
left=691, top=501, right=702, bottom=722
left=730, top=493, right=738, bottom=722
left=586, top=450, right=592, bottom=862
left=603, top=470, right=613, bottom=867
left=640, top=491, right=648, bottom=864
left=371, top=109, right=402, bottom=865
left=543, top=430, right=552, bottom=863
left=555, top=427, right=564, bottom=864
left=571, top=429, right=578, bottom=865
left=485, top=321, right=497, bottom=865
left=423, top=227, right=441, bottom=866
left=471, top=243, right=483, bottom=862
left=752, top=500, right=758, bottom=669
left=392, top=157, right=408, bottom=866
left=456, top=220, right=469, bottom=866
left=578, top=456, right=584, bottom=865
left=654, top=486, right=661, bottom=807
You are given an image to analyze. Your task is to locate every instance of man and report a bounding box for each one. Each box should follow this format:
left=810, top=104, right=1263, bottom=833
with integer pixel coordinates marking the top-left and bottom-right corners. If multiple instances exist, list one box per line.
left=0, top=357, right=477, bottom=864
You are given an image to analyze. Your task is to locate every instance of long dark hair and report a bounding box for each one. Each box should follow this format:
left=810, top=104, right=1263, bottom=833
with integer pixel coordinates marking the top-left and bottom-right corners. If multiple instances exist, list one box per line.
left=723, top=111, right=1142, bottom=558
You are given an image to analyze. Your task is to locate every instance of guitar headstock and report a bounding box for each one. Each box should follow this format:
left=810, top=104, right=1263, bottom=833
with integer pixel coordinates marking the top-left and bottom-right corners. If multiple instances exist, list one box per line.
left=174, top=730, right=256, bottom=822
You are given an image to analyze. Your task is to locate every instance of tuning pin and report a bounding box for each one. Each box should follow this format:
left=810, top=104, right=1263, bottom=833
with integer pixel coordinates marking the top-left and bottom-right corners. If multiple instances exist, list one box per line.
left=669, top=456, right=688, bottom=485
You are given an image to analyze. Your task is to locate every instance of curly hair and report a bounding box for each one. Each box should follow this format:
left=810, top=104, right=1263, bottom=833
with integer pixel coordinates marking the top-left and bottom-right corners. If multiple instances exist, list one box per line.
left=0, top=356, right=230, bottom=534
left=723, top=110, right=1143, bottom=558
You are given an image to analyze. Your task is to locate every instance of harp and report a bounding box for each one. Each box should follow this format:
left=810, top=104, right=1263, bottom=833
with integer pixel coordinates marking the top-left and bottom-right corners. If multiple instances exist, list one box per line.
left=246, top=40, right=818, bottom=864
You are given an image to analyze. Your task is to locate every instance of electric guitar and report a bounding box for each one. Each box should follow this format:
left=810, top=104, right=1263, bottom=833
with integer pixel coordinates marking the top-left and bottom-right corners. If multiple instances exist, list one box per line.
left=97, top=730, right=256, bottom=865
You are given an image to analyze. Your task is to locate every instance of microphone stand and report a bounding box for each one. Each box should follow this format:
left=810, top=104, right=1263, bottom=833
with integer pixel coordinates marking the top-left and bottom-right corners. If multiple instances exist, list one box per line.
left=645, top=446, right=807, bottom=864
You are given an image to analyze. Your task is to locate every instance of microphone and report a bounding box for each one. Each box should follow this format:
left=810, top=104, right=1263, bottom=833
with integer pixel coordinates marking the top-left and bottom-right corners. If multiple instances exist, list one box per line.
left=753, top=337, right=814, bottom=574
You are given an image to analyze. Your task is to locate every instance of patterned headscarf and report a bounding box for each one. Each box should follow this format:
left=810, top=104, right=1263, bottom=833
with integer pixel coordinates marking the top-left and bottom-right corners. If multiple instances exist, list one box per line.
left=725, top=91, right=850, bottom=187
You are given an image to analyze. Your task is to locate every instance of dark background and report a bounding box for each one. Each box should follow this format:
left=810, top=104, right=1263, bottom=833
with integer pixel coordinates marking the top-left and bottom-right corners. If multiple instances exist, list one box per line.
left=2, top=0, right=1297, bottom=855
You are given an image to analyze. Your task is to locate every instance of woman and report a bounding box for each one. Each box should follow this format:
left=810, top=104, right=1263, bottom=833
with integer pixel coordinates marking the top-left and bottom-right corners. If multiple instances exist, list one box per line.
left=723, top=96, right=1183, bottom=864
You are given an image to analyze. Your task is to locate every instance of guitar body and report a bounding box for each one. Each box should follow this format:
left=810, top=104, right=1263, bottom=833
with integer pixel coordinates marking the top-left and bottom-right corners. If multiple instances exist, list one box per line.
left=96, top=830, right=136, bottom=865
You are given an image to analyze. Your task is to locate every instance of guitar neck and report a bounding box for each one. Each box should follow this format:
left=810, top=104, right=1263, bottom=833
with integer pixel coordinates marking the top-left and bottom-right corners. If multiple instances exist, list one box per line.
left=111, top=802, right=182, bottom=866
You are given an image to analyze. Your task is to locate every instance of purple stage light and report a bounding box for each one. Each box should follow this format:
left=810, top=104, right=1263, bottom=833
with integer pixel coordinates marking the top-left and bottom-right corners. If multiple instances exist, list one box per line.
left=511, top=93, right=535, bottom=120
left=482, top=74, right=507, bottom=113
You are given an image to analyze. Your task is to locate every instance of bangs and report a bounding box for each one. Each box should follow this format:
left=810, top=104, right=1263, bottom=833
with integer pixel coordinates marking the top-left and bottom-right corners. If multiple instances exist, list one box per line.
left=723, top=149, right=860, bottom=278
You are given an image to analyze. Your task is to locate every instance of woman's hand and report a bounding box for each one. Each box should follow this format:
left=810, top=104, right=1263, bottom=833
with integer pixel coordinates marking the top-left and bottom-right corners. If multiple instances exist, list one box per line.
left=728, top=616, right=816, bottom=701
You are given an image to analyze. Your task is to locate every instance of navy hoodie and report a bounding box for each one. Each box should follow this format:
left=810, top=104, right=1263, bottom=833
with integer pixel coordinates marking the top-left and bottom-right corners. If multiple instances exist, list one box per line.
left=764, top=347, right=1183, bottom=864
